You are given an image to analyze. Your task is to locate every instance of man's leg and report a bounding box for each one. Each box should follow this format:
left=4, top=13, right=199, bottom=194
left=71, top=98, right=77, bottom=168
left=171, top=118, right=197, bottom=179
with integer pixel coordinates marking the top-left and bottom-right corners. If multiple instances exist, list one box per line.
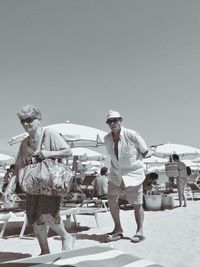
left=134, top=204, right=144, bottom=235
left=107, top=193, right=123, bottom=233
left=126, top=184, right=145, bottom=243
left=107, top=182, right=123, bottom=233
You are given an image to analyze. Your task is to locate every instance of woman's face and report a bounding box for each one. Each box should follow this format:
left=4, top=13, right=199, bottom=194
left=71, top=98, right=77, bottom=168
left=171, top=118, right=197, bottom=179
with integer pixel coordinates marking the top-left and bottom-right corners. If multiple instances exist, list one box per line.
left=20, top=116, right=40, bottom=133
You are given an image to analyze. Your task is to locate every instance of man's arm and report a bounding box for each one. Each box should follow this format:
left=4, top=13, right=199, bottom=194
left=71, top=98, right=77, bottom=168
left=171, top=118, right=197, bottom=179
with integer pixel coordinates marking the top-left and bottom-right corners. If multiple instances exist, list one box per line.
left=142, top=150, right=149, bottom=158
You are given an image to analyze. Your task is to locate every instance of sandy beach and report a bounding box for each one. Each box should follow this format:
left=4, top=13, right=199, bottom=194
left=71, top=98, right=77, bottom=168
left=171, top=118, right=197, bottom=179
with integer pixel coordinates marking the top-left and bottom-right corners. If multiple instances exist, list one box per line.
left=0, top=198, right=200, bottom=267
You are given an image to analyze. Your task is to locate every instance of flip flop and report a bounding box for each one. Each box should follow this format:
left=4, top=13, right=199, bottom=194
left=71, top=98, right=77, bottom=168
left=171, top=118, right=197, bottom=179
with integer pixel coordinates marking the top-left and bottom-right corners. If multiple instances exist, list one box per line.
left=106, top=231, right=123, bottom=237
left=106, top=233, right=123, bottom=242
left=130, top=235, right=145, bottom=243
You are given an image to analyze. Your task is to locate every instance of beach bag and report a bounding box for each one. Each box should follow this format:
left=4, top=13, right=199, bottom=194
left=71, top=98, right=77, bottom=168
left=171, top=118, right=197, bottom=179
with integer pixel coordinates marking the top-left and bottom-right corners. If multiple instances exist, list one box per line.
left=165, top=162, right=178, bottom=177
left=19, top=158, right=73, bottom=196
left=19, top=129, right=73, bottom=196
left=186, top=166, right=192, bottom=176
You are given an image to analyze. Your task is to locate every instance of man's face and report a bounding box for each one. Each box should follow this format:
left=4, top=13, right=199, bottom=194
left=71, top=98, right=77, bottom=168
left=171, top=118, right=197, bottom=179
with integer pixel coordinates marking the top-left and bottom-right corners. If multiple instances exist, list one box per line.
left=106, top=118, right=122, bottom=133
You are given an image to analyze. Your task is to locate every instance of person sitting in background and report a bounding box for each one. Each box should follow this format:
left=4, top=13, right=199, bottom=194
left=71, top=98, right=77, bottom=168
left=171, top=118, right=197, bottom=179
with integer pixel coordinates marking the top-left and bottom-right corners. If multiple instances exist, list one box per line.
left=91, top=167, right=108, bottom=199
left=196, top=170, right=200, bottom=185
left=143, top=172, right=159, bottom=195
left=2, top=164, right=15, bottom=192
left=172, top=154, right=187, bottom=207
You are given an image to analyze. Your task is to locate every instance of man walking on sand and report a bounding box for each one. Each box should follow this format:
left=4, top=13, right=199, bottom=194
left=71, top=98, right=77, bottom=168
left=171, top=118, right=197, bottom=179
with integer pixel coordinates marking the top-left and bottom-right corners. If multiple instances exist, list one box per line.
left=104, top=110, right=149, bottom=243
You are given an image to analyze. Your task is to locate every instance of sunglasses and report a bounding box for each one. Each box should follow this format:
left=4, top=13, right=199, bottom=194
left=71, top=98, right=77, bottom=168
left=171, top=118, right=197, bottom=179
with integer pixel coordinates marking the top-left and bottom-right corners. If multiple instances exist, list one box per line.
left=106, top=118, right=119, bottom=124
left=20, top=117, right=37, bottom=124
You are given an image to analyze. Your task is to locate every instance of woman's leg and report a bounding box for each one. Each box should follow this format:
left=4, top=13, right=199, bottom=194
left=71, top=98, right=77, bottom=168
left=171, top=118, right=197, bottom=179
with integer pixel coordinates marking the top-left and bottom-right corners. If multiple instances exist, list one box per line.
left=33, top=223, right=50, bottom=255
left=182, top=179, right=187, bottom=207
left=47, top=221, right=73, bottom=251
left=177, top=179, right=182, bottom=206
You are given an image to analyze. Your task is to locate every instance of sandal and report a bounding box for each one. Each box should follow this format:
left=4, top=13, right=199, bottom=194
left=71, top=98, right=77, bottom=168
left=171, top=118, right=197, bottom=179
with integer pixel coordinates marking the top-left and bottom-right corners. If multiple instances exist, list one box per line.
left=106, top=233, right=123, bottom=241
left=131, top=234, right=145, bottom=243
left=106, top=230, right=123, bottom=237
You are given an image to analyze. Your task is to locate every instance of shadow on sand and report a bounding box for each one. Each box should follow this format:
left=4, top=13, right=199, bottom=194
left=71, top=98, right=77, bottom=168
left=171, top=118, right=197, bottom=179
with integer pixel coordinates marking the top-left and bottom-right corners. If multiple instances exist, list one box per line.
left=0, top=252, right=32, bottom=263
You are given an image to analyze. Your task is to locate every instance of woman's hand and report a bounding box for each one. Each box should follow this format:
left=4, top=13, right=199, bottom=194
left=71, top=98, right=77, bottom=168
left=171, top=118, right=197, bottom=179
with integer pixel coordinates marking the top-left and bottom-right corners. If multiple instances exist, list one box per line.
left=35, top=150, right=51, bottom=160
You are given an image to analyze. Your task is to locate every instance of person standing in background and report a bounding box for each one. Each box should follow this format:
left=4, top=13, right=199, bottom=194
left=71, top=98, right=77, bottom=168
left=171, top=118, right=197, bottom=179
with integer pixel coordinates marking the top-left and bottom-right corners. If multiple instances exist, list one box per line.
left=172, top=154, right=187, bottom=207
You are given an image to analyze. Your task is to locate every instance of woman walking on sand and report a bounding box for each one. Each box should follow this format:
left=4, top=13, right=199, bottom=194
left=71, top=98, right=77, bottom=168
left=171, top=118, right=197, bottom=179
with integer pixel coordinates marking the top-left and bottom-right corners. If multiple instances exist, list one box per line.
left=4, top=104, right=73, bottom=255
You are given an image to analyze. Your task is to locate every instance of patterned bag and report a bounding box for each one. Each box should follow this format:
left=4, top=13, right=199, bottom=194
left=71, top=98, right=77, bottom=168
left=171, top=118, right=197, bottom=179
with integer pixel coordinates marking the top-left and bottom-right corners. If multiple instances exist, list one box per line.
left=19, top=158, right=73, bottom=196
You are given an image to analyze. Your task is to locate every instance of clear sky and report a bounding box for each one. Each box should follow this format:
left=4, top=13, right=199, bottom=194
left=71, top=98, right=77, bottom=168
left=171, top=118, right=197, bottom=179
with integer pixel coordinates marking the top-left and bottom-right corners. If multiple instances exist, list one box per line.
left=0, top=0, right=200, bottom=157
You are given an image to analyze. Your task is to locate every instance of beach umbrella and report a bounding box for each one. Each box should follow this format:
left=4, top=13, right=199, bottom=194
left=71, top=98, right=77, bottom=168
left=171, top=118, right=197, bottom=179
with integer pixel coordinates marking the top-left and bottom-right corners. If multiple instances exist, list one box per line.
left=0, top=153, right=14, bottom=161
left=8, top=122, right=107, bottom=148
left=143, top=156, right=168, bottom=164
left=82, top=160, right=103, bottom=166
left=192, top=157, right=200, bottom=163
left=0, top=153, right=15, bottom=166
left=147, top=165, right=165, bottom=173
left=71, top=147, right=105, bottom=159
left=183, top=159, right=200, bottom=166
left=143, top=156, right=168, bottom=172
left=151, top=143, right=200, bottom=159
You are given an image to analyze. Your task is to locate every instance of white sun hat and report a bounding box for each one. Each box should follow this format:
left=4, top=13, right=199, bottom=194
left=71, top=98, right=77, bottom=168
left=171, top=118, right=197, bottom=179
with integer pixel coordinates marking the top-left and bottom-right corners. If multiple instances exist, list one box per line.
left=106, top=110, right=123, bottom=123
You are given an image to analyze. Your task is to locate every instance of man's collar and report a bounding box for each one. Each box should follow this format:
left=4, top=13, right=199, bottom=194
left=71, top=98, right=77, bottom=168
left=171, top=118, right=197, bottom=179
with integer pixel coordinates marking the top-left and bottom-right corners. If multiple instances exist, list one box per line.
left=111, top=126, right=125, bottom=139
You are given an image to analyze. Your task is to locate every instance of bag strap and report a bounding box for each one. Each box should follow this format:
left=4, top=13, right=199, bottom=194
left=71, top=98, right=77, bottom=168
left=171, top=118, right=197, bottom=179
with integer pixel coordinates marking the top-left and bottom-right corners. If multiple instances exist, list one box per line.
left=38, top=128, right=46, bottom=150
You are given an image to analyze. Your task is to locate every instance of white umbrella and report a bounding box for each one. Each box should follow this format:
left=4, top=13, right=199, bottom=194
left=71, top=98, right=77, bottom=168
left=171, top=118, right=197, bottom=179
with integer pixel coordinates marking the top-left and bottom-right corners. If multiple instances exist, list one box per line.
left=71, top=147, right=105, bottom=160
left=151, top=143, right=200, bottom=159
left=143, top=156, right=168, bottom=164
left=0, top=153, right=15, bottom=166
left=8, top=122, right=107, bottom=148
left=82, top=160, right=103, bottom=166
left=0, top=153, right=14, bottom=161
left=147, top=165, right=165, bottom=173
left=192, top=157, right=200, bottom=163
left=144, top=156, right=168, bottom=173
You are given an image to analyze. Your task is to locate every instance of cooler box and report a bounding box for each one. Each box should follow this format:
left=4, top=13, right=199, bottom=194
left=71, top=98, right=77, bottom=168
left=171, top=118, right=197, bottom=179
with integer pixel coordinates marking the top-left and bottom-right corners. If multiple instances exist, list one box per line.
left=144, top=195, right=162, bottom=211
left=162, top=194, right=175, bottom=209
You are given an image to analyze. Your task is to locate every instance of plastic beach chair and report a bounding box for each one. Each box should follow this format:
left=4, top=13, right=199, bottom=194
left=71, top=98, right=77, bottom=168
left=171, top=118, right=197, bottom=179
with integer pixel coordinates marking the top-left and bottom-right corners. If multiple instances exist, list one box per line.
left=0, top=210, right=27, bottom=239
left=2, top=245, right=164, bottom=266
left=187, top=182, right=200, bottom=200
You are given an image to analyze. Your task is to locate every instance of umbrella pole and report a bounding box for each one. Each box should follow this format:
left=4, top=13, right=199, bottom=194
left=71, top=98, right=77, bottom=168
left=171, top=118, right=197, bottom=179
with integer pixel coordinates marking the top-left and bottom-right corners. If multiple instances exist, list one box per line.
left=71, top=156, right=79, bottom=190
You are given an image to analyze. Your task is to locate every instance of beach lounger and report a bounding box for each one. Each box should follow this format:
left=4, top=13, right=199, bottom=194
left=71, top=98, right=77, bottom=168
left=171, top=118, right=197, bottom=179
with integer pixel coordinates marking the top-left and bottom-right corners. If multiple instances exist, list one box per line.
left=187, top=182, right=200, bottom=200
left=0, top=204, right=103, bottom=239
left=0, top=245, right=164, bottom=266
left=0, top=211, right=27, bottom=239
left=60, top=204, right=103, bottom=228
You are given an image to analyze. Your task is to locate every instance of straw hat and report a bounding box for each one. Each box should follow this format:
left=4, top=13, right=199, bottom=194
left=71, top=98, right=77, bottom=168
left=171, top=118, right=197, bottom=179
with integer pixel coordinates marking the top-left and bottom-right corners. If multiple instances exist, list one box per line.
left=106, top=110, right=123, bottom=123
